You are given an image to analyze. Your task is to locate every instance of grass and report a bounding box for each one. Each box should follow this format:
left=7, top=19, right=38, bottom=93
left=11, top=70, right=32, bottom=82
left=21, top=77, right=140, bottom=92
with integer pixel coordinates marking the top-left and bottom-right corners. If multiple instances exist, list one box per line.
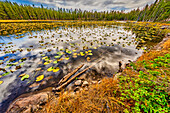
left=37, top=34, right=170, bottom=112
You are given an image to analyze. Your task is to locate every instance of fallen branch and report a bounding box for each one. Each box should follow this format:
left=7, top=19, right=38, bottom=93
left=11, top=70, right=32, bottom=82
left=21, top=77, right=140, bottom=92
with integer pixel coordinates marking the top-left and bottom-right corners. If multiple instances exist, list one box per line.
left=58, top=64, right=84, bottom=85
left=54, top=58, right=102, bottom=91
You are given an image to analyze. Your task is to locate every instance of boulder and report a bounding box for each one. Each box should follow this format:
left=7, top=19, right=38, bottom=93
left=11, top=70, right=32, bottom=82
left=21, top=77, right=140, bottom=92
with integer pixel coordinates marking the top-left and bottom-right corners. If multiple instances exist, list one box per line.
left=7, top=92, right=50, bottom=113
left=74, top=80, right=82, bottom=86
left=82, top=81, right=89, bottom=87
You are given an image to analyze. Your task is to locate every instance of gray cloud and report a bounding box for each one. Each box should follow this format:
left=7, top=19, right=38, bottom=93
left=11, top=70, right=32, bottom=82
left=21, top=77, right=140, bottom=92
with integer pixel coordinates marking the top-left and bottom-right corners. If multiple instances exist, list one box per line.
left=30, top=0, right=155, bottom=11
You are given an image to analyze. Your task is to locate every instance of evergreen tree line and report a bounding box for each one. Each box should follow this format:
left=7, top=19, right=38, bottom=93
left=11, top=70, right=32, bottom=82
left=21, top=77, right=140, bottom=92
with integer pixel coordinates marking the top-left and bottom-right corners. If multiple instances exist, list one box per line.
left=0, top=0, right=169, bottom=22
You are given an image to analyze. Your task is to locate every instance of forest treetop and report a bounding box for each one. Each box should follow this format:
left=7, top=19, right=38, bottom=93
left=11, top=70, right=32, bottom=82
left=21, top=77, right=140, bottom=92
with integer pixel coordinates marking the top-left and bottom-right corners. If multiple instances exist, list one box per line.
left=0, top=0, right=169, bottom=22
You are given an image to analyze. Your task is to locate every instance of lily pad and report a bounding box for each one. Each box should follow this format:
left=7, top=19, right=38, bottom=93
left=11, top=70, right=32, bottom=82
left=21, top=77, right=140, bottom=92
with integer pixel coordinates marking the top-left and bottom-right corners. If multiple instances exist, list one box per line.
left=47, top=67, right=54, bottom=72
left=19, top=73, right=26, bottom=77
left=65, top=57, right=69, bottom=60
left=2, top=72, right=10, bottom=76
left=36, top=68, right=41, bottom=71
left=19, top=63, right=25, bottom=66
left=66, top=51, right=72, bottom=54
left=57, top=52, right=63, bottom=56
left=36, top=75, right=44, bottom=82
left=44, top=62, right=50, bottom=65
left=73, top=55, right=77, bottom=58
left=55, top=56, right=61, bottom=59
left=13, top=62, right=19, bottom=65
left=53, top=61, right=58, bottom=64
left=42, top=56, right=48, bottom=59
left=87, top=57, right=91, bottom=61
left=0, top=81, right=3, bottom=85
left=88, top=50, right=92, bottom=52
left=53, top=67, right=60, bottom=72
left=21, top=74, right=29, bottom=81
left=88, top=53, right=93, bottom=56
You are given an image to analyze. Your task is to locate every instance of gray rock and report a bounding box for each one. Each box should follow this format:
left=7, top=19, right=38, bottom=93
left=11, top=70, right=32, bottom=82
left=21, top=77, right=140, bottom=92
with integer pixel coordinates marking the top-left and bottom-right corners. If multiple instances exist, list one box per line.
left=78, top=74, right=87, bottom=80
left=167, top=33, right=170, bottom=37
left=92, top=81, right=97, bottom=84
left=84, top=86, right=89, bottom=91
left=7, top=92, right=49, bottom=113
left=82, top=81, right=89, bottom=87
left=74, top=80, right=82, bottom=86
left=161, top=26, right=169, bottom=29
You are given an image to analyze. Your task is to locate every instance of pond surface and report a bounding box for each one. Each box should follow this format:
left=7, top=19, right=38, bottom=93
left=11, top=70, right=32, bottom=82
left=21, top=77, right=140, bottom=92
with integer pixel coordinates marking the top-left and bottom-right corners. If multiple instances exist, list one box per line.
left=0, top=24, right=143, bottom=111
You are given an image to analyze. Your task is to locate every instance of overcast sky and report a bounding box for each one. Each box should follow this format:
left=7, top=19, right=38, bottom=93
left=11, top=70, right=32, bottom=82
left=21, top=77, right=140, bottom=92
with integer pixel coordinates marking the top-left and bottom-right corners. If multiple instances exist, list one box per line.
left=1, top=0, right=156, bottom=11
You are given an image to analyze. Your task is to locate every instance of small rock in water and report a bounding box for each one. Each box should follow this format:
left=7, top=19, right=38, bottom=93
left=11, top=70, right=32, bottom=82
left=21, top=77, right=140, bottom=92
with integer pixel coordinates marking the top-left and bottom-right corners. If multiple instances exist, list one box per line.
left=82, top=81, right=89, bottom=87
left=92, top=81, right=97, bottom=84
left=78, top=74, right=87, bottom=80
left=98, top=81, right=101, bottom=84
left=161, top=26, right=169, bottom=29
left=74, top=80, right=82, bottom=86
left=84, top=86, right=89, bottom=91
left=167, top=33, right=170, bottom=37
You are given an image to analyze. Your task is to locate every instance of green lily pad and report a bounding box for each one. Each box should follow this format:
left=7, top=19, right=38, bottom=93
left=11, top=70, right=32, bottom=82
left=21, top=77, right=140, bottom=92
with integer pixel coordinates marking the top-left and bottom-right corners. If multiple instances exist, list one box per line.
left=2, top=72, right=10, bottom=76
left=53, top=61, right=58, bottom=64
left=57, top=52, right=63, bottom=55
left=13, top=62, right=19, bottom=65
left=55, top=56, right=61, bottom=59
left=42, top=56, right=48, bottom=59
left=19, top=63, right=25, bottom=66
left=47, top=67, right=54, bottom=72
left=88, top=53, right=93, bottom=56
left=66, top=51, right=72, bottom=54
left=44, top=62, right=50, bottom=65
left=0, top=81, right=3, bottom=85
left=21, top=74, right=29, bottom=81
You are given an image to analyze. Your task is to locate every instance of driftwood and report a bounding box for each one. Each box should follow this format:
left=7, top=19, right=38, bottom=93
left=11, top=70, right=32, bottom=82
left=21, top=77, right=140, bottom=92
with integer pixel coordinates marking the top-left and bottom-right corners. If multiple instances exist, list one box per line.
left=54, top=58, right=102, bottom=91
left=58, top=64, right=84, bottom=85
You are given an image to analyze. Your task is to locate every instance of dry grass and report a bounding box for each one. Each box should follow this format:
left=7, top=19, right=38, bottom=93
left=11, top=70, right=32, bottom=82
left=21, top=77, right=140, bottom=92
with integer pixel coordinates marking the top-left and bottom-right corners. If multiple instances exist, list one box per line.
left=161, top=38, right=170, bottom=50
left=39, top=78, right=128, bottom=113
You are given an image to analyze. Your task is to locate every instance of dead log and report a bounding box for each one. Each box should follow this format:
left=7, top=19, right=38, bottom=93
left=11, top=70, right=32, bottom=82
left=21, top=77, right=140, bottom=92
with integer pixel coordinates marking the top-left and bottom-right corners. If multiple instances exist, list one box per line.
left=54, top=58, right=102, bottom=91
left=58, top=64, right=84, bottom=85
